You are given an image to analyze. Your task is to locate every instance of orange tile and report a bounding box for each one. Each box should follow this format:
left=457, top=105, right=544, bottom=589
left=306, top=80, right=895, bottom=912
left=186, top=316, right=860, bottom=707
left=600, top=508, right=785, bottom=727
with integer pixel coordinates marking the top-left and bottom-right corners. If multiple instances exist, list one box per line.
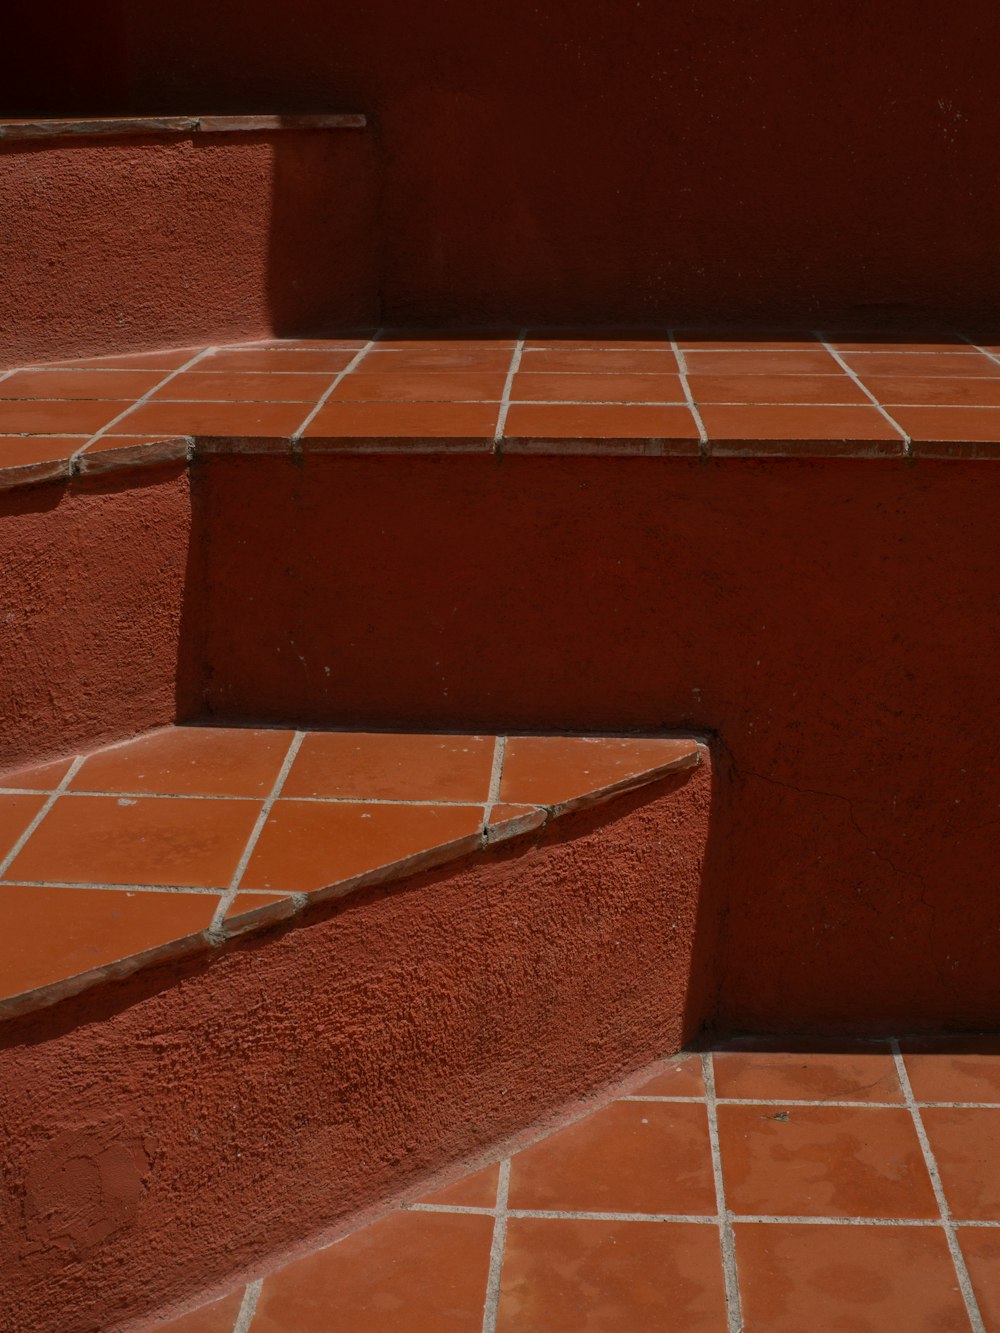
left=7, top=796, right=260, bottom=889
left=524, top=329, right=670, bottom=349
left=633, top=1054, right=705, bottom=1098
left=863, top=376, right=1000, bottom=406
left=47, top=347, right=203, bottom=370
left=735, top=1223, right=968, bottom=1331
left=150, top=371, right=333, bottom=403
left=0, top=436, right=80, bottom=481
left=958, top=1228, right=1000, bottom=1328
left=418, top=1162, right=500, bottom=1208
left=242, top=801, right=483, bottom=893
left=283, top=732, right=494, bottom=801
left=901, top=1036, right=1000, bottom=1103
left=840, top=350, right=1000, bottom=376
left=78, top=434, right=189, bottom=472
left=826, top=334, right=966, bottom=354
left=0, top=757, right=75, bottom=790
left=699, top=404, right=904, bottom=448
left=202, top=348, right=355, bottom=372
left=72, top=727, right=294, bottom=798
left=502, top=403, right=699, bottom=445
left=712, top=1039, right=902, bottom=1103
left=146, top=1289, right=245, bottom=1332
left=0, top=885, right=215, bottom=999
left=518, top=348, right=679, bottom=373
left=688, top=373, right=866, bottom=405
left=507, top=1100, right=716, bottom=1215
left=364, top=348, right=513, bottom=371
left=496, top=1217, right=728, bottom=1332
left=331, top=371, right=506, bottom=402
left=921, top=1108, right=1000, bottom=1220
left=224, top=891, right=293, bottom=921
left=683, top=349, right=841, bottom=374
left=889, top=406, right=1000, bottom=444
left=109, top=401, right=305, bottom=437
left=485, top=803, right=547, bottom=842
left=717, top=1104, right=937, bottom=1218
left=511, top=372, right=684, bottom=403
left=0, top=794, right=45, bottom=859
left=375, top=335, right=516, bottom=351
left=0, top=400, right=131, bottom=432
left=251, top=1209, right=493, bottom=1332
left=674, top=331, right=820, bottom=350
left=500, top=735, right=698, bottom=812
left=231, top=337, right=370, bottom=351
left=0, top=369, right=163, bottom=399
left=302, top=400, right=498, bottom=441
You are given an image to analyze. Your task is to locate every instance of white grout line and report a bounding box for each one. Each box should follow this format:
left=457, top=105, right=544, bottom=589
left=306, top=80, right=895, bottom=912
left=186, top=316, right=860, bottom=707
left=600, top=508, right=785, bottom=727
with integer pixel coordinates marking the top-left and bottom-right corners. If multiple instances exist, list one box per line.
left=669, top=332, right=709, bottom=458
left=233, top=1279, right=262, bottom=1332
left=0, top=879, right=224, bottom=895
left=290, top=332, right=383, bottom=441
left=815, top=332, right=913, bottom=455
left=0, top=787, right=495, bottom=808
left=413, top=1201, right=1000, bottom=1227
left=209, top=732, right=305, bottom=934
left=891, top=1039, right=986, bottom=1332
left=0, top=757, right=85, bottom=878
left=493, top=333, right=527, bottom=448
left=481, top=1158, right=511, bottom=1333
left=482, top=736, right=508, bottom=833
left=702, top=1053, right=745, bottom=1333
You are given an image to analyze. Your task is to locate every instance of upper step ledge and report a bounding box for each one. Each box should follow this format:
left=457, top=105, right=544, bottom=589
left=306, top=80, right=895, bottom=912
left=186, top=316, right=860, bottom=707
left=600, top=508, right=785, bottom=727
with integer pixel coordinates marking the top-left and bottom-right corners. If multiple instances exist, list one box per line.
left=0, top=114, right=367, bottom=143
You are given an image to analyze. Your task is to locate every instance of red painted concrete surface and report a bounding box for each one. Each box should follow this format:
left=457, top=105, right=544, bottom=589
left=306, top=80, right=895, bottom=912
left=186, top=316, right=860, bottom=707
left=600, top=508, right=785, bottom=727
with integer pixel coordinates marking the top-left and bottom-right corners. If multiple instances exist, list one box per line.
left=0, top=769, right=711, bottom=1333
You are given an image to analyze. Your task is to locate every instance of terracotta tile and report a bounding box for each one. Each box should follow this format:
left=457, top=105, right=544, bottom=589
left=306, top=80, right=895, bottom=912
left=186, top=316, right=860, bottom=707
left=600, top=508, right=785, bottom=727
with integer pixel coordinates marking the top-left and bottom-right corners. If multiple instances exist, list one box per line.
left=229, top=337, right=370, bottom=351
left=375, top=335, right=517, bottom=351
left=0, top=794, right=46, bottom=859
left=500, top=735, right=699, bottom=813
left=0, top=885, right=215, bottom=1000
left=283, top=732, right=494, bottom=802
left=0, top=369, right=163, bottom=399
left=688, top=374, right=866, bottom=405
left=889, top=406, right=1000, bottom=444
left=712, top=1039, right=903, bottom=1103
left=921, top=1108, right=1000, bottom=1219
left=7, top=795, right=260, bottom=889
left=201, top=348, right=356, bottom=372
left=251, top=1209, right=493, bottom=1332
left=633, top=1054, right=706, bottom=1099
left=0, top=757, right=75, bottom=790
left=699, top=404, right=904, bottom=450
left=72, top=727, right=295, bottom=798
left=496, top=1218, right=728, bottom=1332
left=717, top=1104, right=937, bottom=1218
left=511, top=372, right=684, bottom=403
left=242, top=801, right=483, bottom=893
left=109, top=401, right=305, bottom=437
left=900, top=1036, right=1000, bottom=1103
left=518, top=348, right=679, bottom=373
left=146, top=1289, right=245, bottom=1332
left=958, top=1227, right=1000, bottom=1329
left=863, top=376, right=1000, bottom=406
left=524, top=329, right=670, bottom=349
left=485, top=803, right=547, bottom=843
left=330, top=371, right=506, bottom=402
left=150, top=371, right=332, bottom=403
left=502, top=403, right=699, bottom=446
left=683, top=349, right=841, bottom=375
left=826, top=333, right=966, bottom=353
left=364, top=347, right=513, bottom=371
left=302, top=400, right=498, bottom=441
left=0, top=400, right=131, bottom=433
left=508, top=1099, right=716, bottom=1215
left=224, top=891, right=293, bottom=921
left=735, top=1223, right=968, bottom=1332
left=418, top=1162, right=500, bottom=1208
left=77, top=434, right=190, bottom=473
left=674, top=331, right=820, bottom=350
left=0, top=437, right=80, bottom=486
left=840, top=350, right=1000, bottom=376
left=46, top=348, right=203, bottom=370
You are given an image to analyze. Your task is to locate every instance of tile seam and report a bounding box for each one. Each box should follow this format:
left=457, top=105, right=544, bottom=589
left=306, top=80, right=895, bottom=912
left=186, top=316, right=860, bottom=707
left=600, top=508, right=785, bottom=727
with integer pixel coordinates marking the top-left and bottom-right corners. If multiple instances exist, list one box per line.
left=493, top=330, right=527, bottom=448
left=290, top=331, right=384, bottom=441
left=702, top=1053, right=745, bottom=1332
left=481, top=1157, right=511, bottom=1333
left=413, top=1202, right=1000, bottom=1227
left=815, top=332, right=912, bottom=455
left=233, top=1279, right=262, bottom=1333
left=669, top=331, right=709, bottom=457
left=482, top=736, right=508, bottom=833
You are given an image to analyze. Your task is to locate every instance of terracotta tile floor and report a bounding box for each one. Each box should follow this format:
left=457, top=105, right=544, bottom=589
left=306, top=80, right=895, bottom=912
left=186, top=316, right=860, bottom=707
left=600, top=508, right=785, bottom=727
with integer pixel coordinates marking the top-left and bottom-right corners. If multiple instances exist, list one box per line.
left=4, top=330, right=1000, bottom=485
left=146, top=1038, right=1000, bottom=1332
left=0, top=726, right=698, bottom=1013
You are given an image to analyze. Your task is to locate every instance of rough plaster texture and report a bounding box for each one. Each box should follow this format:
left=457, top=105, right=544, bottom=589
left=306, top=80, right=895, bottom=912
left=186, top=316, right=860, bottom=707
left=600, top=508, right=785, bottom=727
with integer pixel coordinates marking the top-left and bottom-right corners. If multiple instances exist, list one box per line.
left=0, top=769, right=711, bottom=1332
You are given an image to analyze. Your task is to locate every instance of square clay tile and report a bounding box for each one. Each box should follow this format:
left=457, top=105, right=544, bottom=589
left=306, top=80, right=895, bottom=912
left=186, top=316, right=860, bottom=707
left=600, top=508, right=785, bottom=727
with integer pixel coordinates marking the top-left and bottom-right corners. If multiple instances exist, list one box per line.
left=250, top=1209, right=493, bottom=1332
left=632, top=1054, right=706, bottom=1099
left=825, top=333, right=966, bottom=353
left=716, top=1104, right=937, bottom=1218
left=0, top=884, right=216, bottom=1001
left=150, top=371, right=333, bottom=403
left=241, top=801, right=483, bottom=894
left=0, top=400, right=132, bottom=433
left=0, top=369, right=164, bottom=399
left=699, top=405, right=904, bottom=454
left=496, top=1218, right=728, bottom=1333
left=229, top=337, right=371, bottom=350
left=374, top=335, right=517, bottom=351
left=484, top=803, right=547, bottom=844
left=363, top=347, right=514, bottom=372
left=0, top=757, right=76, bottom=790
left=735, top=1223, right=968, bottom=1332
left=0, top=794, right=45, bottom=860
left=862, top=376, right=1000, bottom=407
left=921, top=1108, right=1000, bottom=1219
left=77, top=434, right=190, bottom=474
left=673, top=330, right=821, bottom=350
left=502, top=403, right=699, bottom=449
left=682, top=349, right=841, bottom=375
left=152, top=1290, right=246, bottom=1333
left=47, top=347, right=205, bottom=370
left=500, top=735, right=699, bottom=814
left=72, top=727, right=296, bottom=798
left=959, top=1228, right=1000, bottom=1329
left=888, top=406, right=1000, bottom=448
left=302, top=400, right=499, bottom=443
left=900, top=1036, right=1000, bottom=1103
left=840, top=351, right=1000, bottom=377
left=518, top=348, right=680, bottom=373
left=510, top=373, right=684, bottom=403
left=687, top=373, right=867, bottom=406
left=109, top=401, right=306, bottom=438
left=6, top=795, right=261, bottom=889
left=283, top=732, right=495, bottom=802
left=202, top=348, right=356, bottom=373
left=524, top=329, right=671, bottom=349
left=417, top=1162, right=500, bottom=1208
left=711, top=1038, right=903, bottom=1104
left=329, top=371, right=507, bottom=402
left=0, top=437, right=81, bottom=487
left=507, top=1099, right=715, bottom=1215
